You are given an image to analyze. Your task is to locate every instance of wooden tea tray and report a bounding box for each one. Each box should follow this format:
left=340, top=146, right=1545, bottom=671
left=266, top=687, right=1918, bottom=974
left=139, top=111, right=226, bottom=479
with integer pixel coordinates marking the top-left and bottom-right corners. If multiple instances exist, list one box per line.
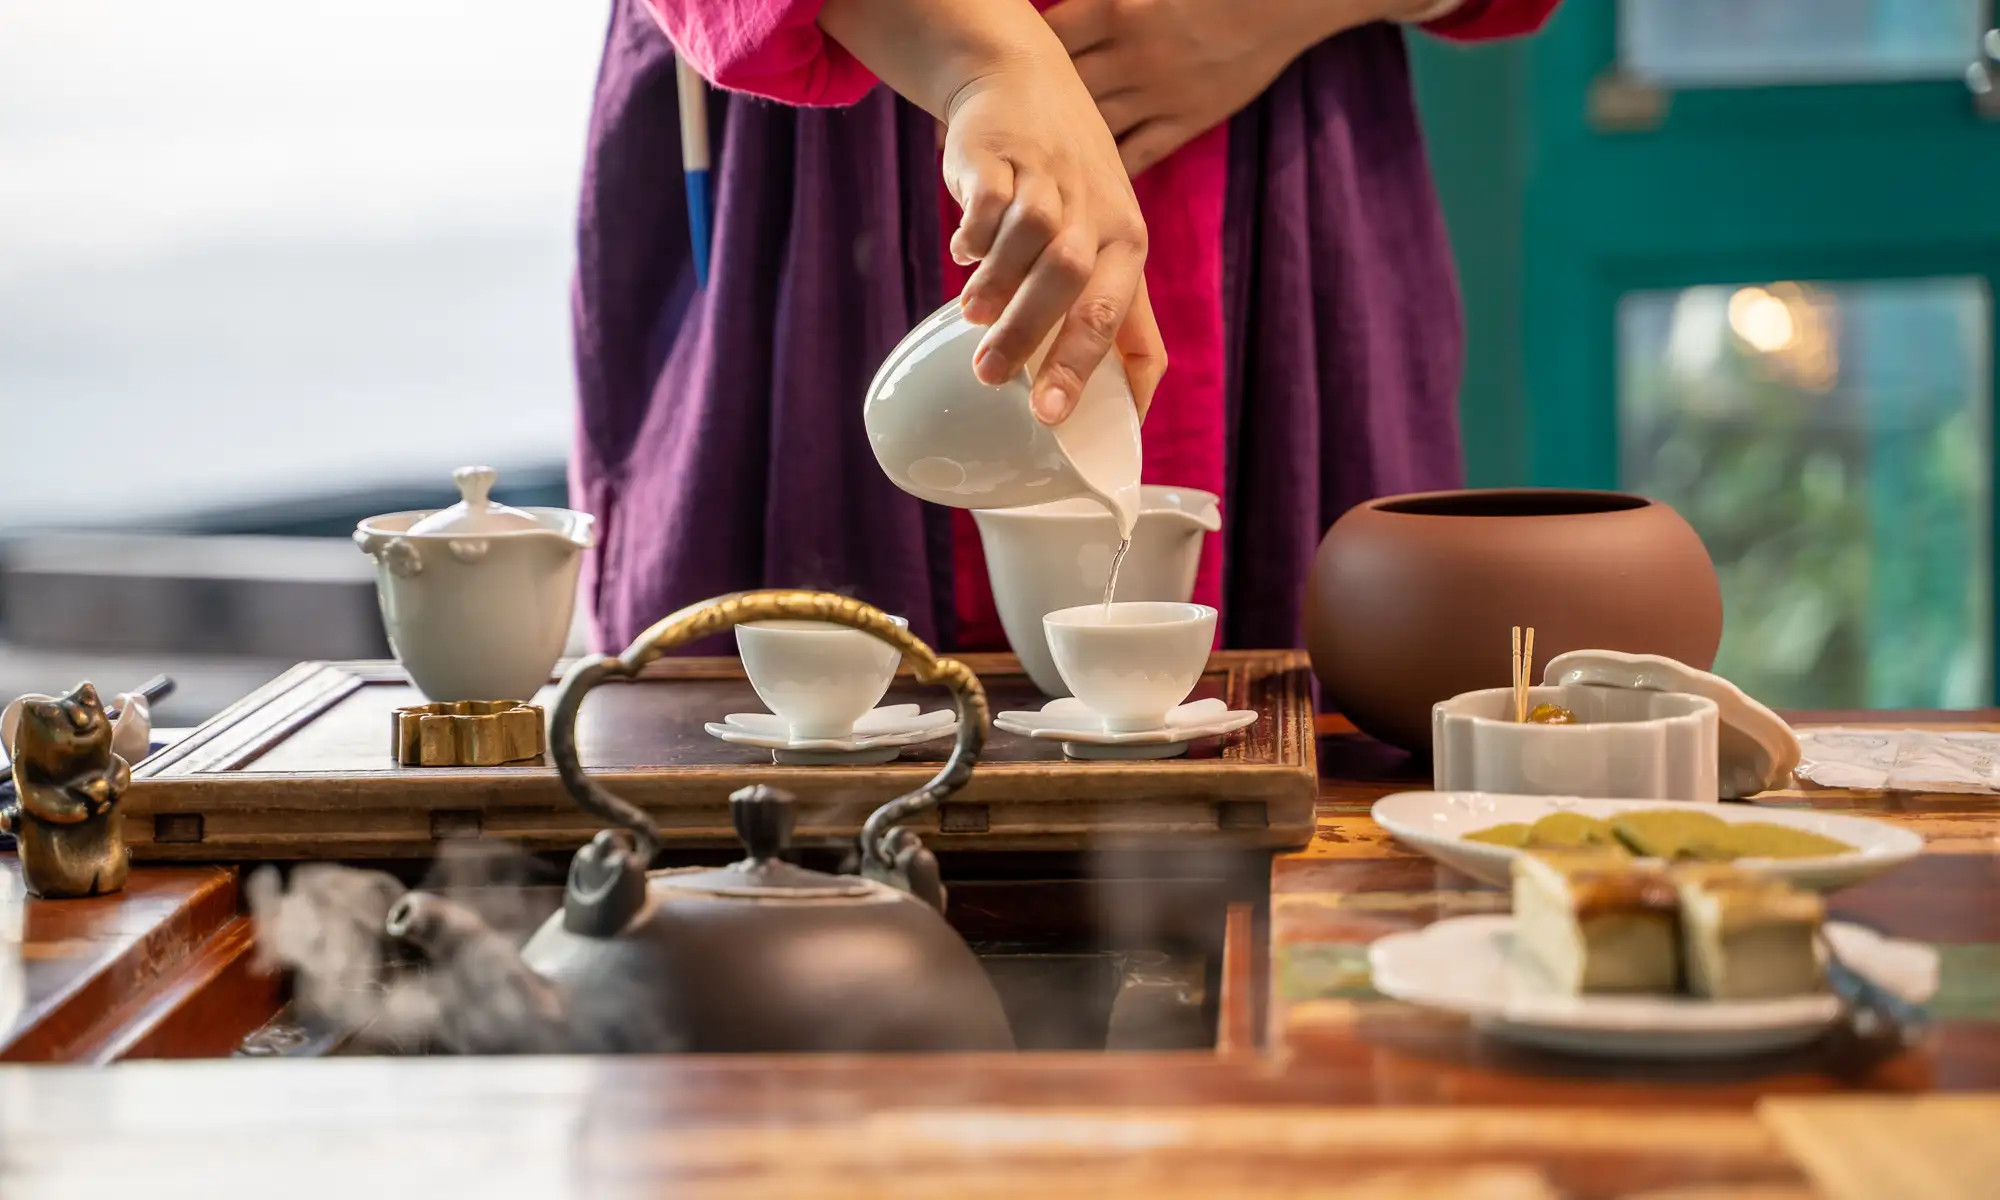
left=123, top=651, right=1318, bottom=860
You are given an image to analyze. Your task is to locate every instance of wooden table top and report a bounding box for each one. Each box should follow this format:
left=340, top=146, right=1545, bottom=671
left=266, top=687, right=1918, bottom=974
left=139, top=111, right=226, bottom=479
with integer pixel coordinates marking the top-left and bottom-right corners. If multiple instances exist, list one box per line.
left=3, top=708, right=1998, bottom=1197
left=1270, top=711, right=2000, bottom=1103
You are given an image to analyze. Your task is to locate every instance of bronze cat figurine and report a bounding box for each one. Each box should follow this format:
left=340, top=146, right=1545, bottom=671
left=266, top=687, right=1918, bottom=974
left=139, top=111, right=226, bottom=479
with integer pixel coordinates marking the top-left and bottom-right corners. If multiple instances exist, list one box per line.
left=1, top=682, right=131, bottom=898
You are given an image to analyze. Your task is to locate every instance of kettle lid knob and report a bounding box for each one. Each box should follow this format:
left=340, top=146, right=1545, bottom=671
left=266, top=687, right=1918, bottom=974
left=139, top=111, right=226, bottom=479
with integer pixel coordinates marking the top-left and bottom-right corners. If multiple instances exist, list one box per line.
left=730, top=785, right=796, bottom=862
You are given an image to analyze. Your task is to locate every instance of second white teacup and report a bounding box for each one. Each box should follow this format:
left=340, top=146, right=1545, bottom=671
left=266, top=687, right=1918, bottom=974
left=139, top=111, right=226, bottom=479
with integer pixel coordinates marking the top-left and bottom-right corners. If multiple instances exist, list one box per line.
left=736, top=616, right=908, bottom=741
left=1043, top=601, right=1218, bottom=733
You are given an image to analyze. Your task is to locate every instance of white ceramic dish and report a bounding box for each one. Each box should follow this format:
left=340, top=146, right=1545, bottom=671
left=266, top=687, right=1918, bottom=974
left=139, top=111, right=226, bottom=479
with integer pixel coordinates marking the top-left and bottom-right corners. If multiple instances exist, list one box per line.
left=1433, top=684, right=1720, bottom=803
left=1042, top=601, right=1217, bottom=733
left=972, top=486, right=1221, bottom=697
left=1543, top=649, right=1801, bottom=799
left=863, top=299, right=1141, bottom=534
left=1370, top=790, right=1924, bottom=893
left=1370, top=914, right=1937, bottom=1058
left=993, top=697, right=1257, bottom=760
left=735, top=616, right=907, bottom=741
left=704, top=704, right=956, bottom=766
left=354, top=467, right=595, bottom=703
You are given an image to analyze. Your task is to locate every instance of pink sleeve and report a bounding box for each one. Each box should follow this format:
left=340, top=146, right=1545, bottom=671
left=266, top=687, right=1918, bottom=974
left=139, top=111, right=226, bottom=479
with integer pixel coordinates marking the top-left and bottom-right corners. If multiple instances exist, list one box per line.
left=642, top=0, right=880, bottom=106
left=1423, top=0, right=1562, bottom=42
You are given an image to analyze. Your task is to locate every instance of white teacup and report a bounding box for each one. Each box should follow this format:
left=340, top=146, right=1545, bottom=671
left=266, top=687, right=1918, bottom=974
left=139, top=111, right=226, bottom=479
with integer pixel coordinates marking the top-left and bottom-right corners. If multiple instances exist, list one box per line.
left=1042, top=601, right=1218, bottom=733
left=736, top=616, right=908, bottom=741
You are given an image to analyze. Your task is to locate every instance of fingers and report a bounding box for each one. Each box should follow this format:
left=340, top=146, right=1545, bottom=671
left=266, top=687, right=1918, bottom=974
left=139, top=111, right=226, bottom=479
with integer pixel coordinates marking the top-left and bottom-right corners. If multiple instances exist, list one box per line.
left=946, top=144, right=1016, bottom=267
left=1116, top=119, right=1186, bottom=179
left=1029, top=238, right=1146, bottom=425
left=1066, top=47, right=1135, bottom=108
left=975, top=225, right=1095, bottom=390
left=961, top=173, right=1072, bottom=376
left=1042, top=0, right=1115, bottom=56
left=1115, top=276, right=1167, bottom=422
left=1090, top=90, right=1147, bottom=140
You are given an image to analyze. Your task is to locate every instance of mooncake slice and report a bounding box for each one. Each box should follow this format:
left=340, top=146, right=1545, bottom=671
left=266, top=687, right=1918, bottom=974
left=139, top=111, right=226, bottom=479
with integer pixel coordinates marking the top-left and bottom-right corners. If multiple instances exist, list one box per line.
left=1463, top=822, right=1533, bottom=848
left=1511, top=850, right=1680, bottom=995
left=1673, top=866, right=1825, bottom=1001
left=1716, top=821, right=1852, bottom=860
left=1523, top=811, right=1620, bottom=850
left=1612, top=809, right=1734, bottom=861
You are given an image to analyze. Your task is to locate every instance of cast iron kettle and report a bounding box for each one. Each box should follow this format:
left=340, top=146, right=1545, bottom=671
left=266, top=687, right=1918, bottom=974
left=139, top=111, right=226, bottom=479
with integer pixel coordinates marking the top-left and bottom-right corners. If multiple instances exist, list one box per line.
left=385, top=591, right=1015, bottom=1054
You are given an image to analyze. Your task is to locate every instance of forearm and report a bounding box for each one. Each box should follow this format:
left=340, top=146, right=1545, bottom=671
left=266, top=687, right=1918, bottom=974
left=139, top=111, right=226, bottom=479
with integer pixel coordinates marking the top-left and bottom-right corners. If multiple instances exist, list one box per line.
left=818, top=0, right=1072, bottom=120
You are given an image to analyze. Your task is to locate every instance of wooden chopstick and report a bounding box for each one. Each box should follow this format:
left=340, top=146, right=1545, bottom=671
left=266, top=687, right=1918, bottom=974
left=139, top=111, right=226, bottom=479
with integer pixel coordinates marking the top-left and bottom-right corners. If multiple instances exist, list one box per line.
left=1522, top=626, right=1535, bottom=721
left=1511, top=626, right=1523, bottom=723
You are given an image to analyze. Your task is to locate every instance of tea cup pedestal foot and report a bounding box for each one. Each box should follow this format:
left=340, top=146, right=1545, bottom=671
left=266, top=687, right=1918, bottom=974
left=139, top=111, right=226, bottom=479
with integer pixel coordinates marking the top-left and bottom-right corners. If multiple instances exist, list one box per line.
left=393, top=701, right=547, bottom=767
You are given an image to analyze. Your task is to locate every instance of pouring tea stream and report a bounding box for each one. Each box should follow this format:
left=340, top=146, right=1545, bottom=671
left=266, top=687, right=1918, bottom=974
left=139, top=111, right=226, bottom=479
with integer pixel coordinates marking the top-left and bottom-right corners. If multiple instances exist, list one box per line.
left=865, top=300, right=1220, bottom=693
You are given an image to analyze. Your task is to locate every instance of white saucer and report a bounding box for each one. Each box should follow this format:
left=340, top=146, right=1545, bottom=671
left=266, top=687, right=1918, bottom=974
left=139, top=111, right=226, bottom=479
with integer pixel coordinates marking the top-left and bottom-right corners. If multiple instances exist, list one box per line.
left=1542, top=649, right=1800, bottom=799
left=1371, top=790, right=1923, bottom=893
left=1370, top=914, right=1937, bottom=1059
left=704, top=704, right=957, bottom=765
left=992, top=697, right=1258, bottom=760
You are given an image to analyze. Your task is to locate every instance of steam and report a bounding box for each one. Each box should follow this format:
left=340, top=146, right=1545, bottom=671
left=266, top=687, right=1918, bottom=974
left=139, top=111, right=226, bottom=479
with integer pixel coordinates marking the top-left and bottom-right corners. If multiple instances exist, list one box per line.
left=246, top=840, right=588, bottom=1054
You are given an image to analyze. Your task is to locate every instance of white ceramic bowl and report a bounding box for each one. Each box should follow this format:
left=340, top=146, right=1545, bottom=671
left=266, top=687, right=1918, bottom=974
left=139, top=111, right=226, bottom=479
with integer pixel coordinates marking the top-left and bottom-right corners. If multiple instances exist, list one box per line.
left=1432, top=684, right=1720, bottom=803
left=735, top=617, right=908, bottom=741
left=863, top=300, right=1142, bottom=533
left=973, top=486, right=1221, bottom=696
left=1370, top=790, right=1925, bottom=893
left=1042, top=601, right=1217, bottom=733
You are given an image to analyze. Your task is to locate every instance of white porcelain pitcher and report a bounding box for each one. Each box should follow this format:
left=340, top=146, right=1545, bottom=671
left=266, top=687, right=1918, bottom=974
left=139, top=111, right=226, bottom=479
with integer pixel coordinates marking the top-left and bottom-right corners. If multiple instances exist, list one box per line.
left=863, top=299, right=1142, bottom=537
left=973, top=486, right=1222, bottom=696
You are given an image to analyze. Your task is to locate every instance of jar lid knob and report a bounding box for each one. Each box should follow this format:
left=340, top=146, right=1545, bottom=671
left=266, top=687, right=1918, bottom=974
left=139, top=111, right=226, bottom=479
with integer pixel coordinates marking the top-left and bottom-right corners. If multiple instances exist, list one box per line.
left=454, top=465, right=498, bottom=508
left=730, top=785, right=796, bottom=862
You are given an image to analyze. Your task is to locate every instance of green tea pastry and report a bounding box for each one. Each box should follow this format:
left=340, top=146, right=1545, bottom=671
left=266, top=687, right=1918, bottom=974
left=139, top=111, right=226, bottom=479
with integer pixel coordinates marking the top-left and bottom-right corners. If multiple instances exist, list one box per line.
left=1716, top=821, right=1852, bottom=860
left=1524, top=811, right=1620, bottom=850
left=1511, top=850, right=1681, bottom=995
left=1612, top=809, right=1733, bottom=861
left=1463, top=822, right=1533, bottom=848
left=1672, top=866, right=1825, bottom=1000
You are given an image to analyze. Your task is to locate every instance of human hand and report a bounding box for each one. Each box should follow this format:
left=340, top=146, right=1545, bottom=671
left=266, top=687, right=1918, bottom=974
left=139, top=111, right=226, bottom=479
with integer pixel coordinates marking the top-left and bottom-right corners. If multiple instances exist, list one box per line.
left=817, top=0, right=1168, bottom=423
left=944, top=66, right=1166, bottom=424
left=1045, top=0, right=1415, bottom=177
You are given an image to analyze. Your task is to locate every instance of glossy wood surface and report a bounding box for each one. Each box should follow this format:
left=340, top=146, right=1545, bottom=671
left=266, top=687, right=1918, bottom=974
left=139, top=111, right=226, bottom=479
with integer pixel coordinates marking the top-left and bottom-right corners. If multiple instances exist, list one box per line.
left=0, top=1054, right=1832, bottom=1198
left=0, top=859, right=278, bottom=1061
left=0, top=708, right=1995, bottom=1194
left=1259, top=710, right=2000, bottom=1103
left=123, top=653, right=1318, bottom=858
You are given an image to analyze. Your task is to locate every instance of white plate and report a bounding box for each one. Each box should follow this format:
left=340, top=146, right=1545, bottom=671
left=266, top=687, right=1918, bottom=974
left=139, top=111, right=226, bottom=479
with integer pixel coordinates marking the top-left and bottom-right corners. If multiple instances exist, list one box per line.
left=1370, top=914, right=1937, bottom=1058
left=993, top=697, right=1258, bottom=760
left=1371, top=790, right=1923, bottom=893
left=1542, top=649, right=1801, bottom=798
left=703, top=704, right=957, bottom=765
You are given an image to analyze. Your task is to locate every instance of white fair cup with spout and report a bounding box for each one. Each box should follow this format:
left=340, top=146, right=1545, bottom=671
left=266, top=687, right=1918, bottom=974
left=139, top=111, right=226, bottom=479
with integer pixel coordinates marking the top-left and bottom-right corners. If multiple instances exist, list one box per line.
left=863, top=299, right=1143, bottom=537
left=974, top=486, right=1222, bottom=696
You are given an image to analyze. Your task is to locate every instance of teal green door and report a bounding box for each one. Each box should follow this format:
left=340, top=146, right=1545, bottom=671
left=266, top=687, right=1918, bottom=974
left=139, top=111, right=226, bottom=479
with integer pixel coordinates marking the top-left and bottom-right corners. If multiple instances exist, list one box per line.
left=1415, top=1, right=2000, bottom=710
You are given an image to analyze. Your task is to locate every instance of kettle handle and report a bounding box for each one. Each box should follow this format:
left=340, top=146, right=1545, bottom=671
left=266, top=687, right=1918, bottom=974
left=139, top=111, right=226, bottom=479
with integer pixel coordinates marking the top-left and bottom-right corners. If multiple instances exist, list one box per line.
left=546, top=590, right=987, bottom=883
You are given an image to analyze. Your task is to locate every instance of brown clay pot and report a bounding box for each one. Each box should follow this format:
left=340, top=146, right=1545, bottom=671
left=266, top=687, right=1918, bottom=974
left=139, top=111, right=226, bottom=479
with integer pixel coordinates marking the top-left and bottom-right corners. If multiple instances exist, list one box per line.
left=1304, top=489, right=1723, bottom=755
